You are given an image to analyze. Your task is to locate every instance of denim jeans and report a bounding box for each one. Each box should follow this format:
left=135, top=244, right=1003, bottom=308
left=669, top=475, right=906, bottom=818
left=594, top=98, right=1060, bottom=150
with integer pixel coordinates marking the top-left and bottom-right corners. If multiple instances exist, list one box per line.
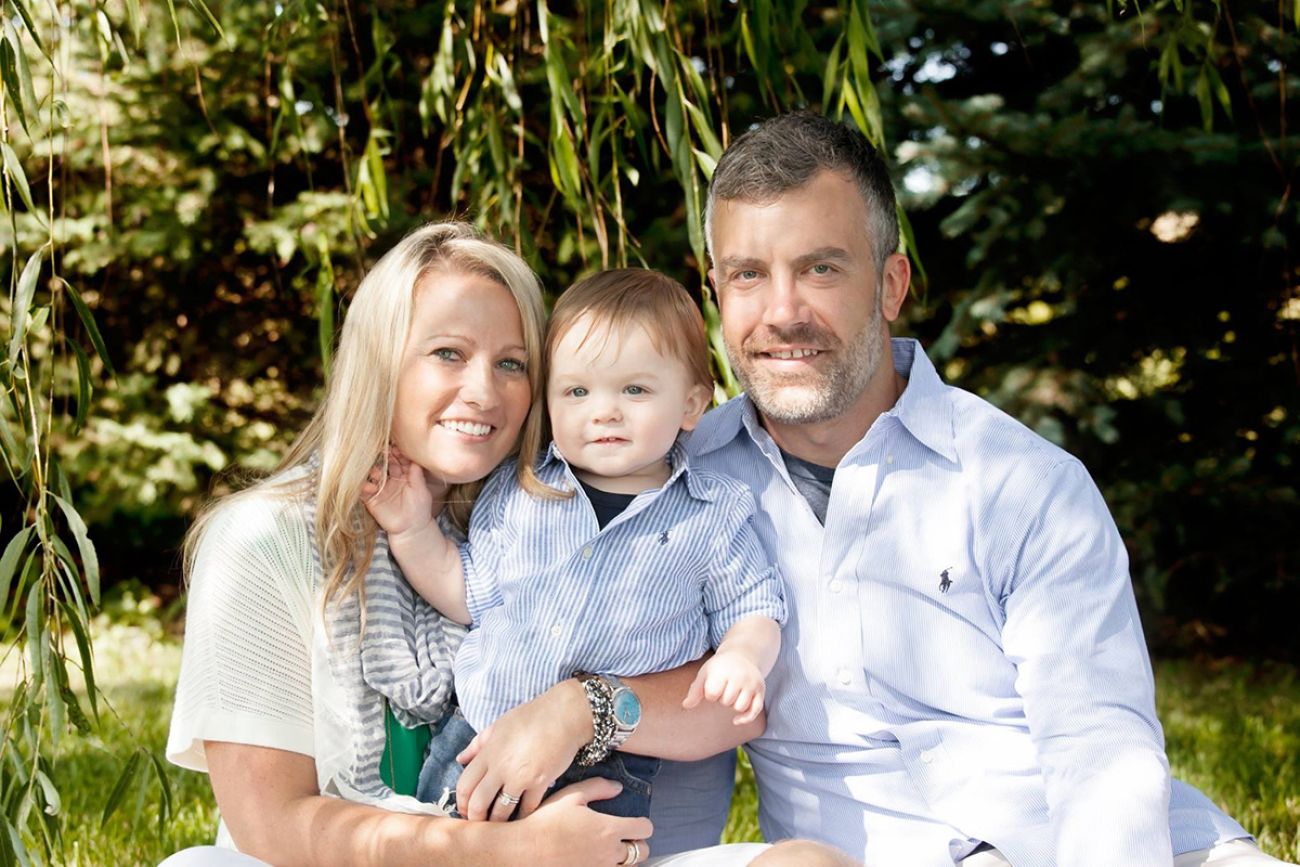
left=415, top=710, right=660, bottom=819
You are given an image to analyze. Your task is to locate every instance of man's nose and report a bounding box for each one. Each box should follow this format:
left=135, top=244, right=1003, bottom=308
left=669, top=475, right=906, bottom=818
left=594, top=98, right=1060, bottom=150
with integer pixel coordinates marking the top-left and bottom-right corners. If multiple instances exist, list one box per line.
left=760, top=271, right=809, bottom=328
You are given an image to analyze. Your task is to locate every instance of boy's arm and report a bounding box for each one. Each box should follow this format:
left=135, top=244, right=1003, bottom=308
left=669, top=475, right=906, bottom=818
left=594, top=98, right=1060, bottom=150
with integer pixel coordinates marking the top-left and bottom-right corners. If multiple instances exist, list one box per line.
left=714, top=614, right=780, bottom=676
left=387, top=524, right=470, bottom=625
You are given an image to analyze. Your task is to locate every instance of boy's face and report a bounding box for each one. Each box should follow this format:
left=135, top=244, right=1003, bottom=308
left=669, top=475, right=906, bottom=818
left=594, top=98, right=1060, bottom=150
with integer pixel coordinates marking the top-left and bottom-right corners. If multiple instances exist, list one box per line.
left=548, top=315, right=710, bottom=495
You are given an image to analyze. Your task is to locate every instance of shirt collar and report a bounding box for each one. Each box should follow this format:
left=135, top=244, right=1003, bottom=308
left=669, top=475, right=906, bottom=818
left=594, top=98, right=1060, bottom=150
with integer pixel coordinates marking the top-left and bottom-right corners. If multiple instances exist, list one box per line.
left=541, top=439, right=715, bottom=502
left=888, top=338, right=958, bottom=464
left=686, top=337, right=957, bottom=465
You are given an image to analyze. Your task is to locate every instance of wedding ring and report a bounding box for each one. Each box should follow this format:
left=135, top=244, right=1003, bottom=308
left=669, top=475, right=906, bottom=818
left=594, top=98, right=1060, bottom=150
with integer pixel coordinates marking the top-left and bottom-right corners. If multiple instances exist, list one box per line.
left=496, top=790, right=521, bottom=806
left=620, top=840, right=640, bottom=865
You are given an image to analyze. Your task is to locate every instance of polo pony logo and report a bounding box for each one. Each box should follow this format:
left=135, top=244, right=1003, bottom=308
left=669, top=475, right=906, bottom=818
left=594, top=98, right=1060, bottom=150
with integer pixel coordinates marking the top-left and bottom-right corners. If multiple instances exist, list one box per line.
left=659, top=530, right=669, bottom=545
left=939, top=567, right=954, bottom=594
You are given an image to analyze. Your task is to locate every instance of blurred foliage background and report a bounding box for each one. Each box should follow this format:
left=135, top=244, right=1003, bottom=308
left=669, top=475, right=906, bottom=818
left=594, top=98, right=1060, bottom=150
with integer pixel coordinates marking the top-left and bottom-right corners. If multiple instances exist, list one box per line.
left=10, top=0, right=1283, bottom=655
left=0, top=0, right=1296, bottom=858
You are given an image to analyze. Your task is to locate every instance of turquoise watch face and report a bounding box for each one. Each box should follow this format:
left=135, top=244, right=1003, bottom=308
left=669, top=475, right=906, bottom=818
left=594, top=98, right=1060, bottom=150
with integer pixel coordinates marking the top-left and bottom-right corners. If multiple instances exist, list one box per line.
left=612, top=687, right=641, bottom=728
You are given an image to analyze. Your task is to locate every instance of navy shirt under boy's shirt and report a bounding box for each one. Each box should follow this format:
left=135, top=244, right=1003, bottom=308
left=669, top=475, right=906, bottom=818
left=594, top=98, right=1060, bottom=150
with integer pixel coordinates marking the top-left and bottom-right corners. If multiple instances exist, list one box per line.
left=579, top=480, right=637, bottom=529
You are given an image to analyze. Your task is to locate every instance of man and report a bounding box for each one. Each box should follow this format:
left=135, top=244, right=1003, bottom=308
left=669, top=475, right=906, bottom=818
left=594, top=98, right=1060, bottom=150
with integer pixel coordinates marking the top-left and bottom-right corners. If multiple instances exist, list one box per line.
left=652, top=113, right=1287, bottom=866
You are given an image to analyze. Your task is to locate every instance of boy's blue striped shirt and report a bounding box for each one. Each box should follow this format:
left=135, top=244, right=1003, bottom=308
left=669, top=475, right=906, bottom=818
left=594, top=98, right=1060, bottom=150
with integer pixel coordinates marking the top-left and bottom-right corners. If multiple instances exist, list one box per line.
left=453, top=442, right=786, bottom=732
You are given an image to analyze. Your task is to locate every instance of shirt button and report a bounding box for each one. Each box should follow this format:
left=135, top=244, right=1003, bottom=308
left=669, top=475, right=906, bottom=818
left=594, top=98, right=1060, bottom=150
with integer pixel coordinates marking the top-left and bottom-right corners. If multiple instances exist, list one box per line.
left=581, top=546, right=593, bottom=560
left=886, top=454, right=895, bottom=465
left=920, top=749, right=935, bottom=764
left=837, top=668, right=852, bottom=685
left=550, top=624, right=562, bottom=637
left=829, top=580, right=843, bottom=593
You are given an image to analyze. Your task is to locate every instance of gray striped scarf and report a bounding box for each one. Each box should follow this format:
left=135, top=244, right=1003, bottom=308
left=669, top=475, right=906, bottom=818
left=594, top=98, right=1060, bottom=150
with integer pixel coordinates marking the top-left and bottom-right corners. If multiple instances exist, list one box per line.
left=302, top=460, right=465, bottom=801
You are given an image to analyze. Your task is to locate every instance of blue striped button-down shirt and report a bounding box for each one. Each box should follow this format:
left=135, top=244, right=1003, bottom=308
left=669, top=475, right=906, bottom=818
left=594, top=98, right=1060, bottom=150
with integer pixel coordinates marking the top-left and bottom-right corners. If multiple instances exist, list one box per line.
left=678, top=338, right=1247, bottom=867
left=454, top=443, right=786, bottom=733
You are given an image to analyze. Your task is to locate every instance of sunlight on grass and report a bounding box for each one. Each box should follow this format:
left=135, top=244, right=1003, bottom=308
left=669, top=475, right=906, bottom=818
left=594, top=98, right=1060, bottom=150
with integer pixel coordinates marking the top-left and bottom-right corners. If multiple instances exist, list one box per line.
left=19, top=622, right=1297, bottom=865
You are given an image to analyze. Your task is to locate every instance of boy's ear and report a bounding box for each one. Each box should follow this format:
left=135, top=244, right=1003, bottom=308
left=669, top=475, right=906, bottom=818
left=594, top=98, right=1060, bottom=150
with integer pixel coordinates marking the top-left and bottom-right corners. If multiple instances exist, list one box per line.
left=679, top=383, right=712, bottom=432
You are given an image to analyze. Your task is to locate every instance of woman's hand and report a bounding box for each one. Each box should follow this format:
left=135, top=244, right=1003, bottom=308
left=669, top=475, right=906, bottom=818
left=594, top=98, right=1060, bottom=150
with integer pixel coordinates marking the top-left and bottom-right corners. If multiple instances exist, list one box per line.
left=362, top=446, right=442, bottom=540
left=518, top=778, right=653, bottom=865
left=455, top=678, right=592, bottom=821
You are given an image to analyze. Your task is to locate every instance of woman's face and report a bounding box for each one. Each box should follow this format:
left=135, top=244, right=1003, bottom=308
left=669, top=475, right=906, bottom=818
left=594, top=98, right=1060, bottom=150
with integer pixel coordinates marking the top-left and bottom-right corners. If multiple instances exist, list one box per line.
left=391, top=268, right=532, bottom=488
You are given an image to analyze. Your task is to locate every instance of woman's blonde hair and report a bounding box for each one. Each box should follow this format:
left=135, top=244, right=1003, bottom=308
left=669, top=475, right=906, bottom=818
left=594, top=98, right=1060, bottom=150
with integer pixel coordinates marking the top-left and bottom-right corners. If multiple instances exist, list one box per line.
left=185, top=221, right=548, bottom=608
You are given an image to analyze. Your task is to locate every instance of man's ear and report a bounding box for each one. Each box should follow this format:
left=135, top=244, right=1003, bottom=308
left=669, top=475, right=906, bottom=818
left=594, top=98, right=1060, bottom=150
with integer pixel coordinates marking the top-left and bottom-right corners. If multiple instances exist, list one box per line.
left=679, top=383, right=712, bottom=432
left=707, top=268, right=718, bottom=294
left=880, top=252, right=911, bottom=322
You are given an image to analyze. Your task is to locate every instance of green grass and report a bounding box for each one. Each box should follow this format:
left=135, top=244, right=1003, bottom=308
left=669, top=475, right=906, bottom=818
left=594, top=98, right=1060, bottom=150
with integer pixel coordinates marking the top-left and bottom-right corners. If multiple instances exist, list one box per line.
left=9, top=624, right=1298, bottom=865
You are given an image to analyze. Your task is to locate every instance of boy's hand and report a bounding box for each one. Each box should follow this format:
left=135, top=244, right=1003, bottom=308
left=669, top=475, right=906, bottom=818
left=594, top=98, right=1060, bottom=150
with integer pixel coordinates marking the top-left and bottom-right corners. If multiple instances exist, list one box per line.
left=362, top=447, right=440, bottom=540
left=681, top=650, right=767, bottom=725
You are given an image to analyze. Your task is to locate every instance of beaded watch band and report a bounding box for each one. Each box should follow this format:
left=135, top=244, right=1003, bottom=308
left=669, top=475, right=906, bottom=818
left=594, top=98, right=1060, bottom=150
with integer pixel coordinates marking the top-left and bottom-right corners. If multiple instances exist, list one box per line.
left=574, top=672, right=616, bottom=766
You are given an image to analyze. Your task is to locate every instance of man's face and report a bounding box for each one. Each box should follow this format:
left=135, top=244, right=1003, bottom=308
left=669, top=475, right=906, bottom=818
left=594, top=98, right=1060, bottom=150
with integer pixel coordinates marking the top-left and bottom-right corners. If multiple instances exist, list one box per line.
left=708, top=169, right=906, bottom=426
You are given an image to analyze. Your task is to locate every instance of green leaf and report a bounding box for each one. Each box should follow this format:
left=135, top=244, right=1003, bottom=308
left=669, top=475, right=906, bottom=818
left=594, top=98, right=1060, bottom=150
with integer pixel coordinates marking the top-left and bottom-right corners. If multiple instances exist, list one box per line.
left=52, top=493, right=99, bottom=607
left=25, top=577, right=44, bottom=688
left=683, top=99, right=723, bottom=160
left=0, top=36, right=29, bottom=133
left=6, top=246, right=44, bottom=364
left=61, top=597, right=98, bottom=722
left=60, top=278, right=115, bottom=376
left=4, top=814, right=33, bottom=867
left=187, top=0, right=227, bottom=42
left=70, top=339, right=91, bottom=433
left=822, top=33, right=845, bottom=112
left=12, top=0, right=47, bottom=57
left=3, top=141, right=40, bottom=214
left=101, top=751, right=143, bottom=828
left=897, top=202, right=928, bottom=289
left=0, top=525, right=33, bottom=607
left=35, top=769, right=61, bottom=817
left=46, top=647, right=66, bottom=747
left=5, top=21, right=39, bottom=131
left=146, top=751, right=175, bottom=833
left=1194, top=67, right=1213, bottom=131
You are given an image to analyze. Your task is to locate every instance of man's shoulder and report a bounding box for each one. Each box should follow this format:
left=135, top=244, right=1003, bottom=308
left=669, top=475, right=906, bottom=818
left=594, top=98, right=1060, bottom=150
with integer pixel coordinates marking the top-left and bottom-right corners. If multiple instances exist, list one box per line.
left=685, top=395, right=749, bottom=458
left=946, top=384, right=1078, bottom=476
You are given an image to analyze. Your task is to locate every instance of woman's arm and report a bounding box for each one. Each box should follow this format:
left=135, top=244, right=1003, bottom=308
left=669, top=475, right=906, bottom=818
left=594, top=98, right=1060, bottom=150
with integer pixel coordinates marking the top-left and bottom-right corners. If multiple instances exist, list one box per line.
left=456, top=655, right=763, bottom=820
left=205, top=741, right=652, bottom=867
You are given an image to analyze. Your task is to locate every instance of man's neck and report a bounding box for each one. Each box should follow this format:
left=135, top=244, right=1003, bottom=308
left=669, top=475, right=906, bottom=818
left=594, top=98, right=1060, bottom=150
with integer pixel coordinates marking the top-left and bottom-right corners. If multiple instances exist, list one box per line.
left=761, top=366, right=907, bottom=469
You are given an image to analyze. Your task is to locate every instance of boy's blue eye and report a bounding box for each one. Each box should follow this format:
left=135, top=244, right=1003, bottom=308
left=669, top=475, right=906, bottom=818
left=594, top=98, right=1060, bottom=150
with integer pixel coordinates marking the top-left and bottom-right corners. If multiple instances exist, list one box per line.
left=432, top=348, right=460, bottom=361
left=570, top=386, right=588, bottom=397
left=624, top=385, right=646, bottom=395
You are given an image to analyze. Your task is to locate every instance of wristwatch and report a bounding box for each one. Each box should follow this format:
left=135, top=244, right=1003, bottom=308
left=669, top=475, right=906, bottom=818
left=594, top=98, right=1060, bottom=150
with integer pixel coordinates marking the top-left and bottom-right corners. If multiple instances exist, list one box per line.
left=573, top=672, right=642, bottom=766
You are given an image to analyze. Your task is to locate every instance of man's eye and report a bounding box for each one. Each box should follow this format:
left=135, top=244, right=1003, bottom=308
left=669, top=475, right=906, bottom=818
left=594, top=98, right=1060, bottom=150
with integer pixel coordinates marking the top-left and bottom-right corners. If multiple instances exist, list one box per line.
left=811, top=263, right=833, bottom=275
left=498, top=357, right=527, bottom=373
left=737, top=269, right=759, bottom=281
left=569, top=387, right=589, bottom=398
left=624, top=385, right=646, bottom=396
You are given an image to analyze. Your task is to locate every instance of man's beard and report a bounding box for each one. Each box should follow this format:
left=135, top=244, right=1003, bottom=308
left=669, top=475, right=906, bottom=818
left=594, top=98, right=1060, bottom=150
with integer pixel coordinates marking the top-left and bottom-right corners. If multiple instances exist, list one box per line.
left=727, top=297, right=886, bottom=425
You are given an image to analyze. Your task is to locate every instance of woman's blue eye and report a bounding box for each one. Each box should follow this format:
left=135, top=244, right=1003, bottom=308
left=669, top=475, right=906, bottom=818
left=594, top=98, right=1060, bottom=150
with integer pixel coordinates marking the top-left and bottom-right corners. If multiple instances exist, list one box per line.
left=624, top=385, right=646, bottom=395
left=499, top=358, right=526, bottom=373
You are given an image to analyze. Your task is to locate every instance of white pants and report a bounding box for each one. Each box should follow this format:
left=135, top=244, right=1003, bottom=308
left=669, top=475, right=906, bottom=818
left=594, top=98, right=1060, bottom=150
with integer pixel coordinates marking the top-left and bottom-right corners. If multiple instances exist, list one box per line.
left=159, top=838, right=1295, bottom=867
left=157, top=842, right=773, bottom=867
left=960, top=839, right=1296, bottom=866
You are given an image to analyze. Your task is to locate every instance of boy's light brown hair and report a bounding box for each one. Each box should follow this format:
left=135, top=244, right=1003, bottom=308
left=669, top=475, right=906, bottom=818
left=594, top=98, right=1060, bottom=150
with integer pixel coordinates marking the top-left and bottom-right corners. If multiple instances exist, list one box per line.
left=517, top=267, right=713, bottom=499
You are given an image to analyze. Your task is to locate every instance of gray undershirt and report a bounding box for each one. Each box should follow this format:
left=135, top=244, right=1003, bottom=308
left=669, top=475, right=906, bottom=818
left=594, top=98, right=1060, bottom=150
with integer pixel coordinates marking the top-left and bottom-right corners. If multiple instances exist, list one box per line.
left=779, top=448, right=836, bottom=525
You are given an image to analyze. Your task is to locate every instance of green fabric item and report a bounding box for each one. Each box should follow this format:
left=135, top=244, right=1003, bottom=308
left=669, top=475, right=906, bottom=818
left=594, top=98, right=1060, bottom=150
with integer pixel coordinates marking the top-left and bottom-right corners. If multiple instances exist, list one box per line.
left=380, top=702, right=431, bottom=796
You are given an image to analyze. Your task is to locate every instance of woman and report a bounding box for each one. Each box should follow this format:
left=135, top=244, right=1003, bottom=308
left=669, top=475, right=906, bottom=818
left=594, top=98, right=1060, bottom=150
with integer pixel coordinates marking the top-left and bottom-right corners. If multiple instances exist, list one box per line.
left=162, top=222, right=855, bottom=867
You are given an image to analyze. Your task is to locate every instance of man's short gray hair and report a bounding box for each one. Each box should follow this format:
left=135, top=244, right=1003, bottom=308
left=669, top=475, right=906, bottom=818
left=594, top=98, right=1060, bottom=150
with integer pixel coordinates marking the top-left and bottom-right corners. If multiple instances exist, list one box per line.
left=704, top=113, right=900, bottom=274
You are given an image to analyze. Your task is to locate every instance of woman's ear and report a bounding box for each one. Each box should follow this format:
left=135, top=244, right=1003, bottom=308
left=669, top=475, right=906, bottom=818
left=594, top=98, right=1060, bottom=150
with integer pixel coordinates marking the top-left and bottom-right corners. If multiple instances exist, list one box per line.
left=679, top=383, right=712, bottom=432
